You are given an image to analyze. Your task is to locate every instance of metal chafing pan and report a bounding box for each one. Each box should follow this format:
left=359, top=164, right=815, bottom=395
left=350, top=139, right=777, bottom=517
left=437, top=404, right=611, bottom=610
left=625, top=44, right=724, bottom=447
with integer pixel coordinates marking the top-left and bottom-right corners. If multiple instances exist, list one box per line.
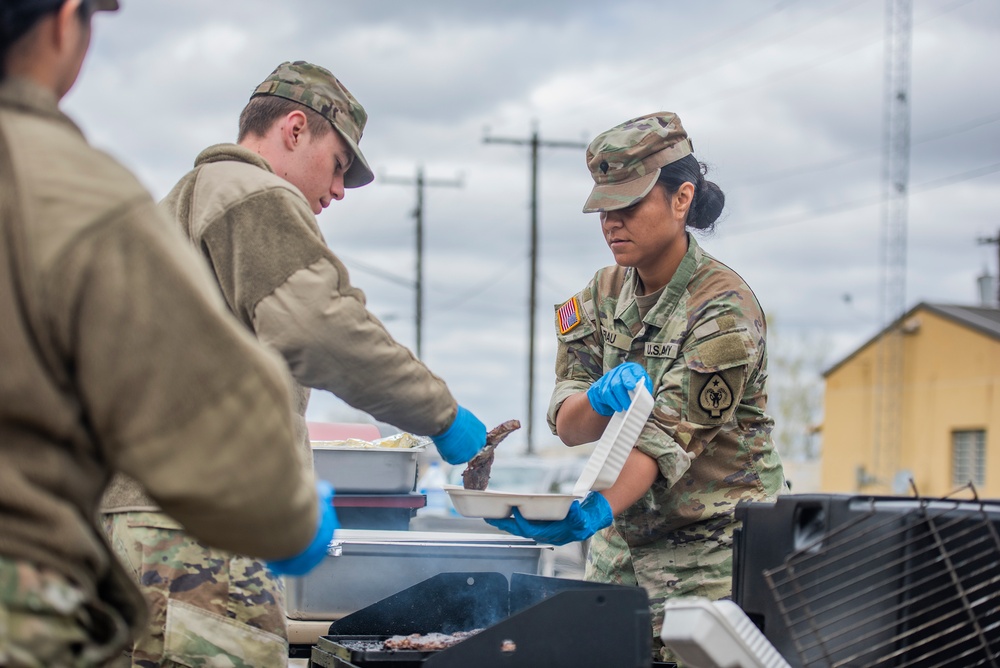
left=312, top=442, right=423, bottom=494
left=284, top=530, right=548, bottom=620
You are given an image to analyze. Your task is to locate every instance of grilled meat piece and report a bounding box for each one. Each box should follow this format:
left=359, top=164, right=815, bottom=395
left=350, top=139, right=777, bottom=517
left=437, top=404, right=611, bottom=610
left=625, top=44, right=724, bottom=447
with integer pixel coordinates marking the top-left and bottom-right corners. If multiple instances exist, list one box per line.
left=461, top=419, right=521, bottom=490
left=383, top=629, right=482, bottom=651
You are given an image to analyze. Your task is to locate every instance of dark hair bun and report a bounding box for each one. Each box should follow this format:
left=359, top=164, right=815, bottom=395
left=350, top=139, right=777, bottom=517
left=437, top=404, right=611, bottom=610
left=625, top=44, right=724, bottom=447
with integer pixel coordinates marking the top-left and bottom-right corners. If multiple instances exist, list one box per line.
left=691, top=179, right=724, bottom=231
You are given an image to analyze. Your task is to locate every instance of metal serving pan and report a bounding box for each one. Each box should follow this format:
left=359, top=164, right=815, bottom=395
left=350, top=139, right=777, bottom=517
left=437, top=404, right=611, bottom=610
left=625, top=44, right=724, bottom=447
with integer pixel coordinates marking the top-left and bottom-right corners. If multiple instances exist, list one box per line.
left=312, top=444, right=423, bottom=494
left=284, top=530, right=548, bottom=620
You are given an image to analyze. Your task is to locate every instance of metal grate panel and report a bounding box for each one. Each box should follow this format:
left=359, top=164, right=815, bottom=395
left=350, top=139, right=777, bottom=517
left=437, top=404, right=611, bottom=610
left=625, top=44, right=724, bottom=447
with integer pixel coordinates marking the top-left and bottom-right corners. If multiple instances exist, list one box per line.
left=764, top=488, right=1000, bottom=667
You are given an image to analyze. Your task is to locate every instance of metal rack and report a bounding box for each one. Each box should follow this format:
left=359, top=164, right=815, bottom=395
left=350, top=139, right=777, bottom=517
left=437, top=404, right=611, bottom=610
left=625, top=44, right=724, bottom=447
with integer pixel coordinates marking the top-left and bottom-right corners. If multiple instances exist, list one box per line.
left=764, top=486, right=1000, bottom=667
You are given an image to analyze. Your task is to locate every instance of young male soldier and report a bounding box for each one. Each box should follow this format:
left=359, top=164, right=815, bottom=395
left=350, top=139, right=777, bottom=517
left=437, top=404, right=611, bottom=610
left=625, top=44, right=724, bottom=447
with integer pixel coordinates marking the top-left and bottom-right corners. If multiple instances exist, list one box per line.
left=100, top=60, right=488, bottom=665
left=0, top=2, right=336, bottom=666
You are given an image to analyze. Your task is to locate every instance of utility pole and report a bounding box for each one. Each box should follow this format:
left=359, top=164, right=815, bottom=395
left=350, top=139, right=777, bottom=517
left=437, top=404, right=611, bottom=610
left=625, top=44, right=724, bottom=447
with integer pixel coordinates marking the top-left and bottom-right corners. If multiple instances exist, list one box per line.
left=977, top=230, right=1000, bottom=305
left=383, top=166, right=462, bottom=359
left=484, top=121, right=586, bottom=454
left=872, top=0, right=912, bottom=493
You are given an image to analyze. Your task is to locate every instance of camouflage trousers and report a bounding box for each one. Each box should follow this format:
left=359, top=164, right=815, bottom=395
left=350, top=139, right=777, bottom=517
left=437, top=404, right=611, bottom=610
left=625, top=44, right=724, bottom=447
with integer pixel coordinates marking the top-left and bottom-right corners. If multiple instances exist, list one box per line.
left=0, top=555, right=131, bottom=667
left=101, top=512, right=288, bottom=668
left=586, top=518, right=737, bottom=665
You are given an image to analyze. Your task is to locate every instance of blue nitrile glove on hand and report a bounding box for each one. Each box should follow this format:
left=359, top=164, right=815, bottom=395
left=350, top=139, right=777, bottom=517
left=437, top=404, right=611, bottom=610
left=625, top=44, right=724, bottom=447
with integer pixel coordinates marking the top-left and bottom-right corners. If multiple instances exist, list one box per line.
left=431, top=405, right=487, bottom=465
left=586, top=362, right=653, bottom=416
left=485, top=492, right=613, bottom=546
left=266, top=480, right=338, bottom=577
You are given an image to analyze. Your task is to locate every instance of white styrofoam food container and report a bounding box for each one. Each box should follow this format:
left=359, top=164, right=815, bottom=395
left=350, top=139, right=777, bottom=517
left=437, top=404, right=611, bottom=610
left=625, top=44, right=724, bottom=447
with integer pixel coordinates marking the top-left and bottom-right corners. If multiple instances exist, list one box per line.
left=441, top=486, right=580, bottom=520
left=660, top=597, right=791, bottom=668
left=572, top=383, right=654, bottom=496
left=446, top=384, right=654, bottom=520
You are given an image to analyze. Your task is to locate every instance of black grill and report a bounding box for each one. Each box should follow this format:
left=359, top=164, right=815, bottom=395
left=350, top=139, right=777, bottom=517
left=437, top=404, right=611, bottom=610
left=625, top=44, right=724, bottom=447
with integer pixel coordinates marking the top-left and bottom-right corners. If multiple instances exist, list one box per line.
left=309, top=571, right=659, bottom=667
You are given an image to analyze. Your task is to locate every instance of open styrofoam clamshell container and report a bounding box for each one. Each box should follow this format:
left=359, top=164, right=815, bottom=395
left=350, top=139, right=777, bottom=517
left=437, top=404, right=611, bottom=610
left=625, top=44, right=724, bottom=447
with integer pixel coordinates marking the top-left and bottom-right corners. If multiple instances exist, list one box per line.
left=660, top=597, right=791, bottom=668
left=446, top=383, right=654, bottom=521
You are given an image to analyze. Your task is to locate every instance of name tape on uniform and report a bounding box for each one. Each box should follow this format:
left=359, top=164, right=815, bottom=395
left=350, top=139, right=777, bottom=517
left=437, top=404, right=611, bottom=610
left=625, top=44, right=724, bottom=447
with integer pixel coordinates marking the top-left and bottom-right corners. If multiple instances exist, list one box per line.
left=645, top=342, right=679, bottom=358
left=600, top=325, right=633, bottom=351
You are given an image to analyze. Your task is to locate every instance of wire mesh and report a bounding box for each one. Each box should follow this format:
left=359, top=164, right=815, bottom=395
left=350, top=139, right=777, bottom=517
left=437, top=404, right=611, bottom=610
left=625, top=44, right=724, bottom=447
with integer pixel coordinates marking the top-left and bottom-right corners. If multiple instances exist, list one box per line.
left=763, top=487, right=1000, bottom=667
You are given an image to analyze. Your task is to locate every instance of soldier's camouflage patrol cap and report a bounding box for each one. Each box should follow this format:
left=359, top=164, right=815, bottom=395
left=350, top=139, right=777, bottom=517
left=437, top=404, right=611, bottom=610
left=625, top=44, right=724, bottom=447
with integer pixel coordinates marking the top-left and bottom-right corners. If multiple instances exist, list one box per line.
left=251, top=61, right=374, bottom=188
left=582, top=112, right=693, bottom=213
left=5, top=0, right=119, bottom=12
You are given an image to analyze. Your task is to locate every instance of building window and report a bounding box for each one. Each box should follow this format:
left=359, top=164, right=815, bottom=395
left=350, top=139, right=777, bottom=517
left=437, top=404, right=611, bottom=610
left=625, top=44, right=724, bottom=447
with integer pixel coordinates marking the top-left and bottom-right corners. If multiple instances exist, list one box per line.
left=952, top=430, right=986, bottom=487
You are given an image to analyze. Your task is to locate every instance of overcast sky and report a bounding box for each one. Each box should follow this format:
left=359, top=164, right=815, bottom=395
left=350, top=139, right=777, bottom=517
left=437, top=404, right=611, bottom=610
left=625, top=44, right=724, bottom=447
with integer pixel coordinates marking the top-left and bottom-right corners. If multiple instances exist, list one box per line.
left=65, top=0, right=1000, bottom=454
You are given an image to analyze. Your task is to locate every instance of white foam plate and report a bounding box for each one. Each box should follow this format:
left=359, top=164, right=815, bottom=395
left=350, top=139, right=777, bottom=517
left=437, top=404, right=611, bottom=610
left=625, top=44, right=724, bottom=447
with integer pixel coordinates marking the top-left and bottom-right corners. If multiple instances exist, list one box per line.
left=443, top=485, right=583, bottom=521
left=445, top=384, right=654, bottom=520
left=571, top=383, right=654, bottom=497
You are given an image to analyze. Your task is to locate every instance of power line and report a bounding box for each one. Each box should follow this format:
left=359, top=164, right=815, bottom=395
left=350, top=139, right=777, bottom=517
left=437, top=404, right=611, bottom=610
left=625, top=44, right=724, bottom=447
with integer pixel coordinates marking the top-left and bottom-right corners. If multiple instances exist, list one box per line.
left=336, top=252, right=415, bottom=288
left=733, top=107, right=1000, bottom=187
left=434, top=254, right=527, bottom=312
left=723, top=160, right=1000, bottom=236
left=565, top=0, right=842, bottom=116
left=681, top=0, right=973, bottom=114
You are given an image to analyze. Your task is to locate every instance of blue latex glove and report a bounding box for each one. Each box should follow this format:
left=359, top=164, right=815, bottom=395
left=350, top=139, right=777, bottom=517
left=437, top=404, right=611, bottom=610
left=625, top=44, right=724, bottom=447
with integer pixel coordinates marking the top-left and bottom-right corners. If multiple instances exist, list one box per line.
left=431, top=405, right=486, bottom=465
left=485, top=492, right=613, bottom=546
left=586, top=362, right=653, bottom=416
left=266, top=480, right=338, bottom=577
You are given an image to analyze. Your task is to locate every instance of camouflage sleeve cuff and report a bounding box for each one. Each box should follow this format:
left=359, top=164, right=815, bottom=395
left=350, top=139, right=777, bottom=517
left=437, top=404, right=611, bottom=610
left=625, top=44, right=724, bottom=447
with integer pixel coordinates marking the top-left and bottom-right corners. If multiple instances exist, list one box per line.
left=633, top=424, right=694, bottom=488
left=546, top=380, right=591, bottom=434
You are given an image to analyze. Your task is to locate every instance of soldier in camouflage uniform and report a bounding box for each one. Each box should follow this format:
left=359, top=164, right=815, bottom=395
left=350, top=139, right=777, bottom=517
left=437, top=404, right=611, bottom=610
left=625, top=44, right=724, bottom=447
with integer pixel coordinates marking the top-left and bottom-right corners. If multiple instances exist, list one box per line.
left=1, top=3, right=333, bottom=667
left=488, top=112, right=786, bottom=663
left=101, top=61, right=487, bottom=667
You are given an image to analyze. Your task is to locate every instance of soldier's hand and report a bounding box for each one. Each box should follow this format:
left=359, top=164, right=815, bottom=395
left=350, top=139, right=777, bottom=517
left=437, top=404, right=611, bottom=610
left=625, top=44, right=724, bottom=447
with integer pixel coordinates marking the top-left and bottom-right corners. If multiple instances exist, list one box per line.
left=586, top=362, right=652, bottom=416
left=486, top=492, right=613, bottom=546
left=266, top=480, right=338, bottom=576
left=431, top=405, right=486, bottom=464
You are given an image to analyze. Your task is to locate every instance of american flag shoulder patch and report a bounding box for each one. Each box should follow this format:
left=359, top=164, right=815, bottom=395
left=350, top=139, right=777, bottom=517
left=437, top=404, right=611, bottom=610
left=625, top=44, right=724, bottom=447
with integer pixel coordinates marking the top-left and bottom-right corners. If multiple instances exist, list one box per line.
left=557, top=297, right=582, bottom=335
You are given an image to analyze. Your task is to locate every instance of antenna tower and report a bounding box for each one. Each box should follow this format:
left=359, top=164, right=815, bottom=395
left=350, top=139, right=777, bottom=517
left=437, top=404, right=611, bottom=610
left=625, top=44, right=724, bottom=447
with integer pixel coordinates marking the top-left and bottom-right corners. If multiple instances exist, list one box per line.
left=872, top=0, right=913, bottom=491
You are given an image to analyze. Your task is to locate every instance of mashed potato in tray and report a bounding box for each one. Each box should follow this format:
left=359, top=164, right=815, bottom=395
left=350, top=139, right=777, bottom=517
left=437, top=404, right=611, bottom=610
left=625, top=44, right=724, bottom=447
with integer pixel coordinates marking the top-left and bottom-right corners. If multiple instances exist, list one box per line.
left=310, top=433, right=427, bottom=450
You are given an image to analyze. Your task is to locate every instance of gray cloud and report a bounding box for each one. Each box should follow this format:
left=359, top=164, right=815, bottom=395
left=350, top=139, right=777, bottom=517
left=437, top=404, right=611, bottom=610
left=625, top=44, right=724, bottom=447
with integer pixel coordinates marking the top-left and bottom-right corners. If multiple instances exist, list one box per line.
left=62, top=0, right=1000, bottom=452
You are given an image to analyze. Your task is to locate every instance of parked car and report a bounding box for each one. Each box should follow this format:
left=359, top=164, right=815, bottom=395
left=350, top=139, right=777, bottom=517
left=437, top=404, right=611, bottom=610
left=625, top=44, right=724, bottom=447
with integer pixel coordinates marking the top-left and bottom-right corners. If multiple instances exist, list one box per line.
left=412, top=455, right=591, bottom=579
left=448, top=455, right=587, bottom=495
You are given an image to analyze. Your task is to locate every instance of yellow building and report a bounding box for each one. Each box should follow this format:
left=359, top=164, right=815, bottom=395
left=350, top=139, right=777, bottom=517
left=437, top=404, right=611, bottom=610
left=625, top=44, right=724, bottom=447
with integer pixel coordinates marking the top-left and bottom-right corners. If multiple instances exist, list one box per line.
left=821, top=303, right=1000, bottom=497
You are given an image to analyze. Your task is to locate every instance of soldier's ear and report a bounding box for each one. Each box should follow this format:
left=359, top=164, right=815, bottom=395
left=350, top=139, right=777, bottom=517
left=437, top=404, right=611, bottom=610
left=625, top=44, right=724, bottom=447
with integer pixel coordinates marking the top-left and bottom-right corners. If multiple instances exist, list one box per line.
left=280, top=110, right=309, bottom=151
left=54, top=0, right=86, bottom=48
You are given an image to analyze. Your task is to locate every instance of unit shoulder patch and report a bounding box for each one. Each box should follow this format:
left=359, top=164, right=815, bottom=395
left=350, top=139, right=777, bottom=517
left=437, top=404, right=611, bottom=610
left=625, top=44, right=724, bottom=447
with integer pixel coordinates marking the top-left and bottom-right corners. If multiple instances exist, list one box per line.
left=698, top=373, right=734, bottom=418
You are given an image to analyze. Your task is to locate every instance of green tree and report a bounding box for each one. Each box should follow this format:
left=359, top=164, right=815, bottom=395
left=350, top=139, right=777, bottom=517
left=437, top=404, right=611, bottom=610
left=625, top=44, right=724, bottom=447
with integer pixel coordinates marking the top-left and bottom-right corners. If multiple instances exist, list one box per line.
left=767, top=315, right=827, bottom=463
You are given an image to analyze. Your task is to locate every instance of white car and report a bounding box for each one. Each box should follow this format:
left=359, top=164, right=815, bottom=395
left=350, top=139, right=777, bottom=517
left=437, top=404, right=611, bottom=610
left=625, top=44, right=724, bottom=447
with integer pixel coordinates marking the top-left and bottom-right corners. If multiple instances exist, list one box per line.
left=412, top=455, right=591, bottom=579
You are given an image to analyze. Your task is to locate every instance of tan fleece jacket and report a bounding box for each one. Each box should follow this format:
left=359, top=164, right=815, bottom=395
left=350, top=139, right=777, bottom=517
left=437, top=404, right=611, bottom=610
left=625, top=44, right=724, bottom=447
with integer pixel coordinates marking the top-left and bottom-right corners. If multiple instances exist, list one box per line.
left=167, top=145, right=455, bottom=435
left=0, top=79, right=318, bottom=632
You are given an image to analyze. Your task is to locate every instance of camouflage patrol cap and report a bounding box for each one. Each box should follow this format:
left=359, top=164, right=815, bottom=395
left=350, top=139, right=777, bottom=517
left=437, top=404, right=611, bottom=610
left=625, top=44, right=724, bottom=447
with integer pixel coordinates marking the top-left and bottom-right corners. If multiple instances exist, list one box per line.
left=251, top=61, right=374, bottom=188
left=582, top=112, right=693, bottom=213
left=4, top=0, right=119, bottom=12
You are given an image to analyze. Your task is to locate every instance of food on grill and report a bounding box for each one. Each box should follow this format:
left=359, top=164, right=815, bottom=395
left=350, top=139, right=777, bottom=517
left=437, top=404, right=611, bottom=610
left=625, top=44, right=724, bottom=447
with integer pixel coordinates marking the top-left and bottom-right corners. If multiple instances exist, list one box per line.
left=383, top=629, right=482, bottom=651
left=462, top=419, right=521, bottom=490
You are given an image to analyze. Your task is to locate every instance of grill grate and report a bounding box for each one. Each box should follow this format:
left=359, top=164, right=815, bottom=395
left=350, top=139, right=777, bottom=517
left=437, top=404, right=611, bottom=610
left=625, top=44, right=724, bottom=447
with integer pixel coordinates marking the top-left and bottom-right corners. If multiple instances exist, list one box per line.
left=763, top=486, right=1000, bottom=667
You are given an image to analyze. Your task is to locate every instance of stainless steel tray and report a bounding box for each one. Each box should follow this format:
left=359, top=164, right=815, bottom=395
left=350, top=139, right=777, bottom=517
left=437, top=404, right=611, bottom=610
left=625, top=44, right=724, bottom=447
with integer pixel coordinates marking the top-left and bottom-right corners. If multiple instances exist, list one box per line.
left=312, top=445, right=423, bottom=494
left=284, top=530, right=548, bottom=620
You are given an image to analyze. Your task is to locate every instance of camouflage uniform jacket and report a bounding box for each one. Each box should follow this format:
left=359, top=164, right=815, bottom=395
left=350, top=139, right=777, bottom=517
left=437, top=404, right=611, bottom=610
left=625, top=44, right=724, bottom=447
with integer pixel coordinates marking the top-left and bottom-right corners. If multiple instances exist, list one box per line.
left=103, top=143, right=458, bottom=511
left=549, top=234, right=784, bottom=546
left=0, top=78, right=318, bottom=634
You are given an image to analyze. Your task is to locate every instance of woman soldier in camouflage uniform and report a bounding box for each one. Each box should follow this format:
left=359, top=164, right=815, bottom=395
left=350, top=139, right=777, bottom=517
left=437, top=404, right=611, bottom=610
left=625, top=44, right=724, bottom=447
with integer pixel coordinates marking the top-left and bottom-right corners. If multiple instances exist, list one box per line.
left=488, top=112, right=786, bottom=662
